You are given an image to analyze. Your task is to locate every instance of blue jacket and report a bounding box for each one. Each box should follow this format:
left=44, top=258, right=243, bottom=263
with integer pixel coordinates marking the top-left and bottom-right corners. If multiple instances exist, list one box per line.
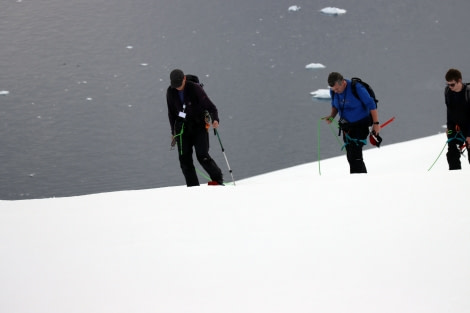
left=330, top=79, right=376, bottom=123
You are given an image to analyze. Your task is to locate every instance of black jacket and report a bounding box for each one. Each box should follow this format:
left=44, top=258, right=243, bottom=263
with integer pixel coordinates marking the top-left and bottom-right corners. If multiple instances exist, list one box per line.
left=445, top=84, right=470, bottom=136
left=167, top=81, right=219, bottom=135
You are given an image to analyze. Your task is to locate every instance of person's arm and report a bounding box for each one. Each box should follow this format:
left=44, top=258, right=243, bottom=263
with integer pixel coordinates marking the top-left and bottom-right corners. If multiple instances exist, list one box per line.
left=370, top=109, right=380, bottom=134
left=323, top=107, right=338, bottom=124
left=195, top=85, right=219, bottom=126
left=166, top=90, right=177, bottom=135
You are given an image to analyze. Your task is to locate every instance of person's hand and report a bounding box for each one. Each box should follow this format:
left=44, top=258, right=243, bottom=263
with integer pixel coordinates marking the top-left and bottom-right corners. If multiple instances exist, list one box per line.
left=322, top=116, right=333, bottom=124
left=170, top=135, right=176, bottom=148
left=372, top=123, right=380, bottom=135
left=466, top=136, right=470, bottom=146
left=212, top=120, right=219, bottom=129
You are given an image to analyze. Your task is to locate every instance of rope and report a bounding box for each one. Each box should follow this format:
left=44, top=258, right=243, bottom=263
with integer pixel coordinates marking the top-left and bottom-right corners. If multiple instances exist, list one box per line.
left=195, top=167, right=211, bottom=181
left=173, top=123, right=185, bottom=155
left=428, top=131, right=466, bottom=171
left=317, top=118, right=345, bottom=175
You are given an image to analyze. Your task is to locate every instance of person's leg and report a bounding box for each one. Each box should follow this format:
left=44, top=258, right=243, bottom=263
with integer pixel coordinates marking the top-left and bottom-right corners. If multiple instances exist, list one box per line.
left=346, top=144, right=367, bottom=173
left=177, top=134, right=199, bottom=186
left=446, top=141, right=462, bottom=170
left=344, top=126, right=368, bottom=174
left=194, top=130, right=223, bottom=183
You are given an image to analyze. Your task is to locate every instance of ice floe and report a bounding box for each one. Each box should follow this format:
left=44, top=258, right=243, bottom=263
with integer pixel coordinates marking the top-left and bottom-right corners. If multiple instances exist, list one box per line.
left=0, top=91, right=10, bottom=96
left=310, top=88, right=331, bottom=100
left=320, top=7, right=347, bottom=16
left=305, top=63, right=326, bottom=69
left=288, top=5, right=301, bottom=12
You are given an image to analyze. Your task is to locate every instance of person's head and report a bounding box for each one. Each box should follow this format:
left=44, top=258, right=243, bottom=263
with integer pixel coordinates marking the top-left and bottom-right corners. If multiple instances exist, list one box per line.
left=328, top=72, right=346, bottom=93
left=445, top=68, right=463, bottom=92
left=170, top=69, right=186, bottom=90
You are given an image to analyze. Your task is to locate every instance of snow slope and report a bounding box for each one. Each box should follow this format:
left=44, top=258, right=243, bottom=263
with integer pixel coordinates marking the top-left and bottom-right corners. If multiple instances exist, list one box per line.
left=1, top=134, right=469, bottom=313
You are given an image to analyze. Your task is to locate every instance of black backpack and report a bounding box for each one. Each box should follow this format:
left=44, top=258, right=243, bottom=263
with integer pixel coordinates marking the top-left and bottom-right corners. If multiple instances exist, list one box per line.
left=350, top=77, right=378, bottom=109
left=185, top=74, right=213, bottom=124
left=185, top=74, right=204, bottom=88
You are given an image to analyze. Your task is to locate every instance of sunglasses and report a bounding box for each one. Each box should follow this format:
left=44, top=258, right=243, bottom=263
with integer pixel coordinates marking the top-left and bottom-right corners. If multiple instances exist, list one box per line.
left=447, top=82, right=456, bottom=88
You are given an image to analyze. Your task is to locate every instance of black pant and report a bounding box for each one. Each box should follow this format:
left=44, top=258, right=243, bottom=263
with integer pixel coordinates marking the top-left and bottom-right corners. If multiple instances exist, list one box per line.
left=446, top=138, right=470, bottom=170
left=175, top=122, right=223, bottom=186
left=343, top=125, right=369, bottom=174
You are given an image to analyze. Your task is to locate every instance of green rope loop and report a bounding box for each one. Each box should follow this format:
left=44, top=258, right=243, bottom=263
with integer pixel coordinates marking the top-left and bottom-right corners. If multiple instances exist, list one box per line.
left=173, top=123, right=185, bottom=155
left=428, top=140, right=448, bottom=171
left=317, top=118, right=345, bottom=175
left=428, top=131, right=467, bottom=171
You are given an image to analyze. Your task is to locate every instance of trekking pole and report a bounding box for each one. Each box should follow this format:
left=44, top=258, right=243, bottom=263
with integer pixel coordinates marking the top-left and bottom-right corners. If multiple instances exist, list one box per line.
left=214, top=129, right=236, bottom=185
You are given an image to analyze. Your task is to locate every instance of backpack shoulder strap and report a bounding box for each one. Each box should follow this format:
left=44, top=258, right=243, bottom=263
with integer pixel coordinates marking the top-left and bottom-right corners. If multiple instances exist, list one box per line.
left=465, top=83, right=470, bottom=103
left=350, top=77, right=360, bottom=100
left=444, top=86, right=450, bottom=106
left=350, top=77, right=366, bottom=108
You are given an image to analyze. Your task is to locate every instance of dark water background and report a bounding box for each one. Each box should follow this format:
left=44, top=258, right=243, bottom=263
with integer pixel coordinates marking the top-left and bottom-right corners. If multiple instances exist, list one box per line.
left=1, top=0, right=469, bottom=200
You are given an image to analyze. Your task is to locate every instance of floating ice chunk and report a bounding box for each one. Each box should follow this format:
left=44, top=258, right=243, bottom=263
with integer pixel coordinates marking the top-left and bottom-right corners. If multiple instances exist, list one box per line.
left=288, top=5, right=301, bottom=12
left=126, top=46, right=133, bottom=49
left=0, top=90, right=10, bottom=95
left=310, top=89, right=331, bottom=99
left=140, top=63, right=149, bottom=66
left=86, top=97, right=93, bottom=101
left=320, top=7, right=347, bottom=16
left=305, top=63, right=326, bottom=69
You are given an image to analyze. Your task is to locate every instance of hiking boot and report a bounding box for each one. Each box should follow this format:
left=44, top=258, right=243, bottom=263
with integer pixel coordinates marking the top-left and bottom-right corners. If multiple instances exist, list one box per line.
left=208, top=181, right=225, bottom=186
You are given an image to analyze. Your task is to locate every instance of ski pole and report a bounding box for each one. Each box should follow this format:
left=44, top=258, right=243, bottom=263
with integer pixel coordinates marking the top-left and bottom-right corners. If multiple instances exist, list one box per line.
left=214, top=129, right=236, bottom=185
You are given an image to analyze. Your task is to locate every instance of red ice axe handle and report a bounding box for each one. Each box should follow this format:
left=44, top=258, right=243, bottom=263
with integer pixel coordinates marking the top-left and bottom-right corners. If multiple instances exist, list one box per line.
left=380, top=116, right=395, bottom=129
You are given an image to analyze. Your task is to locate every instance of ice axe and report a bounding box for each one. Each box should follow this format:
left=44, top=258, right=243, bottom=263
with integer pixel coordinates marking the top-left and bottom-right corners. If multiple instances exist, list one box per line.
left=369, top=116, right=395, bottom=147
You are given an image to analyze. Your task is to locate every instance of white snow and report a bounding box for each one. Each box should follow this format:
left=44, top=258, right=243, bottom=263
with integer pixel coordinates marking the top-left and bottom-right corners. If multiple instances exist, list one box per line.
left=1, top=134, right=469, bottom=313
left=0, top=90, right=10, bottom=95
left=288, top=5, right=301, bottom=12
left=305, top=63, right=326, bottom=69
left=320, top=7, right=347, bottom=16
left=311, top=88, right=331, bottom=99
